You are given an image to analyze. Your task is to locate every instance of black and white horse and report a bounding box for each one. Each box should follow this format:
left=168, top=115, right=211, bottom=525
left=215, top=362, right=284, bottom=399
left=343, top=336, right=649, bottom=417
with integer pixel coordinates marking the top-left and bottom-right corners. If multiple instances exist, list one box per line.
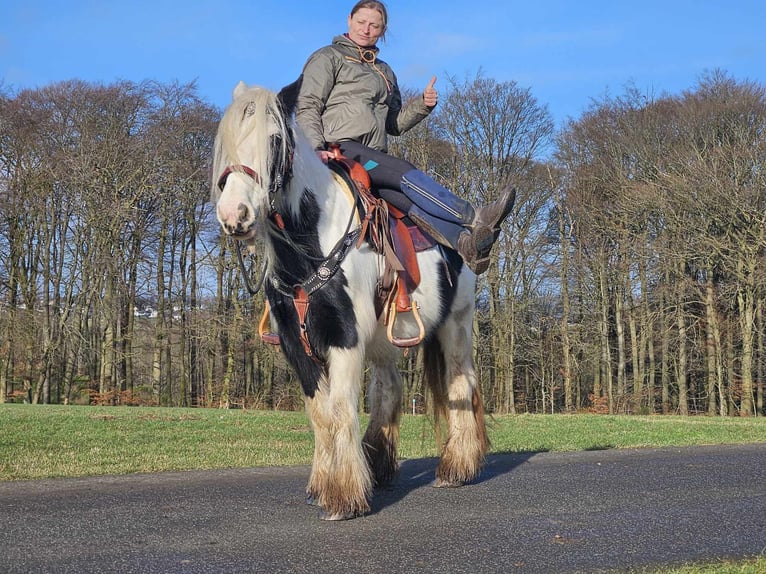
left=212, top=81, right=488, bottom=520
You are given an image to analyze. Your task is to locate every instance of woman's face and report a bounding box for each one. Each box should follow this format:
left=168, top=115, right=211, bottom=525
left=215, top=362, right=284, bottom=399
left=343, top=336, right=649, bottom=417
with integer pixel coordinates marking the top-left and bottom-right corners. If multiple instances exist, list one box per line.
left=347, top=7, right=385, bottom=47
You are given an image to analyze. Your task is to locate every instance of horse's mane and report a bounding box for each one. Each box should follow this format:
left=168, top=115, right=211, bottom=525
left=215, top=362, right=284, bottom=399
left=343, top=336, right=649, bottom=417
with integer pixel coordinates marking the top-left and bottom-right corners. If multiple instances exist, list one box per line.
left=210, top=83, right=292, bottom=202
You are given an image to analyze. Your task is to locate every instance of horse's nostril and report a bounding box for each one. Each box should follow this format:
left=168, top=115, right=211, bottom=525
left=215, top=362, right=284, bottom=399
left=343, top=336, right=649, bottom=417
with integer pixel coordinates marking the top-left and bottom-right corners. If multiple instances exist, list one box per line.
left=238, top=203, right=249, bottom=223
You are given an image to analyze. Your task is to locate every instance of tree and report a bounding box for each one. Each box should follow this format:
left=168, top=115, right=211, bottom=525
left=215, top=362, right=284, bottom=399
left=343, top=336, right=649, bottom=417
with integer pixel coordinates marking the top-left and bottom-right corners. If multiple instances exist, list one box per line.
left=432, top=71, right=554, bottom=413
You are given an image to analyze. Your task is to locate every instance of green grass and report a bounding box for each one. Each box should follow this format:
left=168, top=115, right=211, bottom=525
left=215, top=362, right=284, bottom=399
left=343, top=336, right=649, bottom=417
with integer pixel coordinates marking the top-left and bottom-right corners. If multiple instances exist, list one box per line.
left=1, top=403, right=764, bottom=481
left=630, top=557, right=766, bottom=574
left=486, top=413, right=766, bottom=453
left=0, top=404, right=316, bottom=480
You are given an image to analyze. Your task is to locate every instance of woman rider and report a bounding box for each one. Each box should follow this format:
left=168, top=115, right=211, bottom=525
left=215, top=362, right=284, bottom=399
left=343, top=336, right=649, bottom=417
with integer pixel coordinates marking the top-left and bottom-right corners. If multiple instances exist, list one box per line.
left=295, top=0, right=514, bottom=275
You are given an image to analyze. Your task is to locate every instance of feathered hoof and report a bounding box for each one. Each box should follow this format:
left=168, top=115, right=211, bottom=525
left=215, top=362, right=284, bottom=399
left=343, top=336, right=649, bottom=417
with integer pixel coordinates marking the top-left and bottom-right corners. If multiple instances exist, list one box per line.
left=306, top=495, right=319, bottom=507
left=432, top=477, right=466, bottom=488
left=318, top=508, right=364, bottom=521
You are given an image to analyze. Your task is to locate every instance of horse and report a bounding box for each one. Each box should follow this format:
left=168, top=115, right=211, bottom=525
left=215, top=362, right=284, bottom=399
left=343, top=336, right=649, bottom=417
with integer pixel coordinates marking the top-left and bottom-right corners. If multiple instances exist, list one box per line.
left=211, top=80, right=489, bottom=520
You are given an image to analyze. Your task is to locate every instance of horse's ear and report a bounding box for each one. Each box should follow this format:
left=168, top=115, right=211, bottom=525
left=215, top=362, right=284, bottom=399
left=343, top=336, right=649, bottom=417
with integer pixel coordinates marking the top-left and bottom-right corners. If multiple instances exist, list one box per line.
left=233, top=81, right=248, bottom=100
left=277, top=75, right=303, bottom=117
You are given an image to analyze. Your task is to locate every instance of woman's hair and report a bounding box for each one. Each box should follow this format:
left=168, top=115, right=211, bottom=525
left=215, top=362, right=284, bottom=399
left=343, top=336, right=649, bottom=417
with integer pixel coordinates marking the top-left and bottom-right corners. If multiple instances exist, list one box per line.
left=349, top=1, right=388, bottom=41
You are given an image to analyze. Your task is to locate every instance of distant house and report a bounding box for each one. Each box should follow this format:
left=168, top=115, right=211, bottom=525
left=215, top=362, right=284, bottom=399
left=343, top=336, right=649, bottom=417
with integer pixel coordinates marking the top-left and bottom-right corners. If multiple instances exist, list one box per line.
left=133, top=306, right=158, bottom=319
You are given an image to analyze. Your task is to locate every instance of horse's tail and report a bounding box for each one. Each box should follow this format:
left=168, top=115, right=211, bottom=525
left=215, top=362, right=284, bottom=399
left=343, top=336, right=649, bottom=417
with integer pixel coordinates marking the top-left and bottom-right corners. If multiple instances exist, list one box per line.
left=423, top=336, right=448, bottom=440
left=422, top=336, right=489, bottom=456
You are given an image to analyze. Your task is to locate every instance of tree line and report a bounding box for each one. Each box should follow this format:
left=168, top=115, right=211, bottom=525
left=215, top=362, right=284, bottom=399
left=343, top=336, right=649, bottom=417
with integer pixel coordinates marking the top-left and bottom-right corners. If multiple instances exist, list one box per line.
left=1, top=70, right=764, bottom=416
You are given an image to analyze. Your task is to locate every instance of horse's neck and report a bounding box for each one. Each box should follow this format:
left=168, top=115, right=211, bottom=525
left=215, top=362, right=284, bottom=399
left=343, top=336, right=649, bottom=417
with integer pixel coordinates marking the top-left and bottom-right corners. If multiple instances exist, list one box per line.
left=288, top=146, right=356, bottom=253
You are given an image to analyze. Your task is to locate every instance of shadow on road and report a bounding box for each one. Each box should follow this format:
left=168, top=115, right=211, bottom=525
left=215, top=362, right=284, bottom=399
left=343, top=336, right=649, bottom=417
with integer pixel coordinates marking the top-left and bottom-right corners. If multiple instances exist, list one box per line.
left=369, top=451, right=539, bottom=515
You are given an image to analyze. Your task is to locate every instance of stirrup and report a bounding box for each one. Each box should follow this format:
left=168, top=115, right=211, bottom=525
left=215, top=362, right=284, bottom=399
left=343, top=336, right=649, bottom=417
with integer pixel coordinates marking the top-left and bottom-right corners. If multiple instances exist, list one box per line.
left=385, top=278, right=425, bottom=348
left=258, top=303, right=281, bottom=347
left=386, top=299, right=425, bottom=348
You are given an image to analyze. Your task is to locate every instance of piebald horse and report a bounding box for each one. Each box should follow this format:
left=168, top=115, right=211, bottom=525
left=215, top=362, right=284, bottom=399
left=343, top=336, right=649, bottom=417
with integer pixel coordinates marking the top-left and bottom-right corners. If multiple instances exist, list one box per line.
left=212, top=81, right=488, bottom=520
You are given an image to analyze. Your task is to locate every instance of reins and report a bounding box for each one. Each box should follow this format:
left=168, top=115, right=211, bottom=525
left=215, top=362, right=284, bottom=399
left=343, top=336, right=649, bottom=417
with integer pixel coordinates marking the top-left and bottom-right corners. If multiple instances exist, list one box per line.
left=221, top=159, right=362, bottom=297
left=235, top=242, right=267, bottom=296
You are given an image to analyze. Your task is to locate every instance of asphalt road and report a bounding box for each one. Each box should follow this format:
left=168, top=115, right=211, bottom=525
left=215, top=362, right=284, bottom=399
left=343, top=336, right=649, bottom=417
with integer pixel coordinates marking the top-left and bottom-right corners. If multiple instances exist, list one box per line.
left=1, top=444, right=765, bottom=573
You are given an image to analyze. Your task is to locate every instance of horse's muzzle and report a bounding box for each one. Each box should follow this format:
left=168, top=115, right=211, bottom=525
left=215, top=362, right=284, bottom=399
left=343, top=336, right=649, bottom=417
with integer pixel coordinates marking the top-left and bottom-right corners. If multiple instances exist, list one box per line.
left=217, top=201, right=256, bottom=239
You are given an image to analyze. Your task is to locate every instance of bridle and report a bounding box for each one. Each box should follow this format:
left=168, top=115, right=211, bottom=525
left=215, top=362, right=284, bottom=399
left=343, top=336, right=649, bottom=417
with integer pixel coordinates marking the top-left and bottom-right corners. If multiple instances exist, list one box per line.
left=216, top=164, right=260, bottom=191
left=216, top=156, right=362, bottom=362
left=216, top=159, right=361, bottom=299
left=216, top=164, right=269, bottom=295
left=215, top=126, right=296, bottom=296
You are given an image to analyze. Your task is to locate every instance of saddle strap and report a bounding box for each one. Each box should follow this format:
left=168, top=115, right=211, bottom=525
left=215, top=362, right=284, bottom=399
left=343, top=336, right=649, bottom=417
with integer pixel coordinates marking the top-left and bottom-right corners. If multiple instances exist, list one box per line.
left=257, top=289, right=318, bottom=363
left=293, top=286, right=314, bottom=358
left=326, top=146, right=425, bottom=348
left=387, top=205, right=421, bottom=291
left=259, top=146, right=429, bottom=356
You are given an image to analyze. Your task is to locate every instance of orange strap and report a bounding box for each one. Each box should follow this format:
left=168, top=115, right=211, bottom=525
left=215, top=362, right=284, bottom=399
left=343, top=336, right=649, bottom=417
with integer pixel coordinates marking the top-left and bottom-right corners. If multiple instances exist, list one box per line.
left=292, top=286, right=313, bottom=358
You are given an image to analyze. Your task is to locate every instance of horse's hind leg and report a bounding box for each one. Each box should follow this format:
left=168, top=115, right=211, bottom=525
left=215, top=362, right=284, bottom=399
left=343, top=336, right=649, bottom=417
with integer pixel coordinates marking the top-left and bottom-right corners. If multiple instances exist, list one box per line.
left=363, top=352, right=403, bottom=486
left=426, top=315, right=489, bottom=488
left=304, top=347, right=372, bottom=520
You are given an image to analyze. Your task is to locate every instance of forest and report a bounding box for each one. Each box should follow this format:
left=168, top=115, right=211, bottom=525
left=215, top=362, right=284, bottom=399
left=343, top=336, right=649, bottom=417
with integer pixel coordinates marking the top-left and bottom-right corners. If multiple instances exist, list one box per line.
left=0, top=69, right=764, bottom=416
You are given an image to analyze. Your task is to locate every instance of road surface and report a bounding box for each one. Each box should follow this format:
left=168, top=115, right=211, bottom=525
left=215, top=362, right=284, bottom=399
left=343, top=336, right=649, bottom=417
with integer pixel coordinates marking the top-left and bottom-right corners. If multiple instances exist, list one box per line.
left=1, top=444, right=765, bottom=573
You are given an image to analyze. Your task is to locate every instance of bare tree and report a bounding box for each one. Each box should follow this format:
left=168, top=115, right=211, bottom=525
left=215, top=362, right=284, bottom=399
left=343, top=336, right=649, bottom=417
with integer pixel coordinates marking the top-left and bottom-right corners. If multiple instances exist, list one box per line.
left=432, top=71, right=554, bottom=413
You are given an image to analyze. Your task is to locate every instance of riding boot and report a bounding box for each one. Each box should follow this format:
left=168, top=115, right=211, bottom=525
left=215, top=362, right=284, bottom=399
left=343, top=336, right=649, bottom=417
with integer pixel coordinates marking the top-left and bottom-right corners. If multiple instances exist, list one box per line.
left=408, top=187, right=516, bottom=275
left=400, top=170, right=475, bottom=225
left=408, top=205, right=488, bottom=274
left=469, top=186, right=517, bottom=245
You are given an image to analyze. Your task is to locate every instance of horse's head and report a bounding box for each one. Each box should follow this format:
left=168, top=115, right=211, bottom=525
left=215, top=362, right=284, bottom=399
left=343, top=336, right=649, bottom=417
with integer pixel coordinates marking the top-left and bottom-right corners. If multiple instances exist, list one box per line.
left=211, top=80, right=299, bottom=241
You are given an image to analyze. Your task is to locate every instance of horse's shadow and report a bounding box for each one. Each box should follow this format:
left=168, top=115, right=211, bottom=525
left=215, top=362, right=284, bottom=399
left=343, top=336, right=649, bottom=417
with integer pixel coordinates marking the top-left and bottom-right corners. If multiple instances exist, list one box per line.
left=369, top=451, right=540, bottom=515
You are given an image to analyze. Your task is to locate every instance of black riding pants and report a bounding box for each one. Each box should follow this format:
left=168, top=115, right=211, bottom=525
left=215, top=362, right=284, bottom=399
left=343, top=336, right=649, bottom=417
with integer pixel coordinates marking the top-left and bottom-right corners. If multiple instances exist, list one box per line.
left=337, top=140, right=414, bottom=213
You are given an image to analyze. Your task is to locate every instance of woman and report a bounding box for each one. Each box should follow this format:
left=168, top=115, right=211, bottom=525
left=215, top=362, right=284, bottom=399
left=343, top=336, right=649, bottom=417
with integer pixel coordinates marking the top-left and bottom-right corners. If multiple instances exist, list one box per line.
left=295, top=0, right=514, bottom=275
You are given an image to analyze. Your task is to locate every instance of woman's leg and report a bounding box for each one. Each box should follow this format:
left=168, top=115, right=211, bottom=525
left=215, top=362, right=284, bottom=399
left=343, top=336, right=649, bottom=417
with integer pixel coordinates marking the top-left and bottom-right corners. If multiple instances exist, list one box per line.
left=339, top=141, right=474, bottom=223
left=336, top=141, right=515, bottom=274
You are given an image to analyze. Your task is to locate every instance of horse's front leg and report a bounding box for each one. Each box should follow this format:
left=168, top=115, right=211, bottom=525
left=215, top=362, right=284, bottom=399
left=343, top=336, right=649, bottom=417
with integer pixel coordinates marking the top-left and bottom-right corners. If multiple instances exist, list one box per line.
left=305, top=347, right=372, bottom=520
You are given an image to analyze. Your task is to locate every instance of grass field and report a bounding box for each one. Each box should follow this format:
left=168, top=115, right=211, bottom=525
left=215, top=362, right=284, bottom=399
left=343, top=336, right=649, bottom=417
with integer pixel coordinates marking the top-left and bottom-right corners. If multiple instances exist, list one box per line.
left=1, top=403, right=765, bottom=481
left=1, top=404, right=764, bottom=573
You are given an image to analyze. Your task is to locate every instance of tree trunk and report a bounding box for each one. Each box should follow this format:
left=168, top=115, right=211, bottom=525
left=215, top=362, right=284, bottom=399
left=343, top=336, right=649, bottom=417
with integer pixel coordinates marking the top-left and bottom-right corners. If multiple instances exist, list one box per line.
left=704, top=279, right=720, bottom=416
left=614, top=282, right=626, bottom=408
left=557, top=199, right=574, bottom=412
left=757, top=300, right=764, bottom=416
left=676, top=286, right=689, bottom=415
left=598, top=263, right=613, bottom=413
left=737, top=282, right=755, bottom=416
left=660, top=285, right=671, bottom=414
left=725, top=324, right=736, bottom=416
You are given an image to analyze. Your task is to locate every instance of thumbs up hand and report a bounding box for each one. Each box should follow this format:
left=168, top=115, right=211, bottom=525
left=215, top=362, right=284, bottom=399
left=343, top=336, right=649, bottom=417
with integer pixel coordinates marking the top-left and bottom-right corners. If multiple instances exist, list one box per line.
left=423, top=76, right=438, bottom=108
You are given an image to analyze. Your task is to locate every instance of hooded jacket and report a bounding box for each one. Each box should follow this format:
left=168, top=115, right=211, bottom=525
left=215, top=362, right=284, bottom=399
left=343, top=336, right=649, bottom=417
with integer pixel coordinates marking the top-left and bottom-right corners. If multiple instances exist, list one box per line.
left=295, top=34, right=433, bottom=153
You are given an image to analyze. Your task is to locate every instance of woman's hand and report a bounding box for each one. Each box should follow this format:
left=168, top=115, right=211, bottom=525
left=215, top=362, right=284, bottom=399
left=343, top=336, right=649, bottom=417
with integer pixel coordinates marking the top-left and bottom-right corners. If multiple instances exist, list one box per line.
left=316, top=150, right=334, bottom=163
left=423, top=76, right=438, bottom=108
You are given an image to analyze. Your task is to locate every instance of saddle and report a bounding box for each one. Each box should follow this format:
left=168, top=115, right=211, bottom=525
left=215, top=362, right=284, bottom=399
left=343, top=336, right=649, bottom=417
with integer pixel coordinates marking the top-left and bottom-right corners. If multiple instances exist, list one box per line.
left=259, top=145, right=437, bottom=351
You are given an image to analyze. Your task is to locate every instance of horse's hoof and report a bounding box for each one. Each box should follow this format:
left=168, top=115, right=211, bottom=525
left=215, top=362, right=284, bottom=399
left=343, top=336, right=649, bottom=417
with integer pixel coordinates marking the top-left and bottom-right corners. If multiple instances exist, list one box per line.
left=306, top=495, right=319, bottom=507
left=318, top=509, right=362, bottom=521
left=432, top=477, right=465, bottom=488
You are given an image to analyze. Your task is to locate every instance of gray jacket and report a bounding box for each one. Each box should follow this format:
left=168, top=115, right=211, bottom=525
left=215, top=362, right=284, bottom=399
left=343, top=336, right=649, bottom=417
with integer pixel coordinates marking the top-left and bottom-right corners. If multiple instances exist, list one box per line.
left=295, top=35, right=433, bottom=153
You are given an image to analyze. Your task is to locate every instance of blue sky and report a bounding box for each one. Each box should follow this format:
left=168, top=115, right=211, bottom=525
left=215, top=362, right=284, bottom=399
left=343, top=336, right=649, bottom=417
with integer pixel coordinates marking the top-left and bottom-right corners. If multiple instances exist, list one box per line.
left=2, top=1, right=764, bottom=128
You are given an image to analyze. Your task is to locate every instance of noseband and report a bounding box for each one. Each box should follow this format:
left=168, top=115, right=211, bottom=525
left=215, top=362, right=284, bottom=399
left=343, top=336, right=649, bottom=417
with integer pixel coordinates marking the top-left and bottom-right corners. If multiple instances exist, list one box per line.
left=217, top=164, right=260, bottom=192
